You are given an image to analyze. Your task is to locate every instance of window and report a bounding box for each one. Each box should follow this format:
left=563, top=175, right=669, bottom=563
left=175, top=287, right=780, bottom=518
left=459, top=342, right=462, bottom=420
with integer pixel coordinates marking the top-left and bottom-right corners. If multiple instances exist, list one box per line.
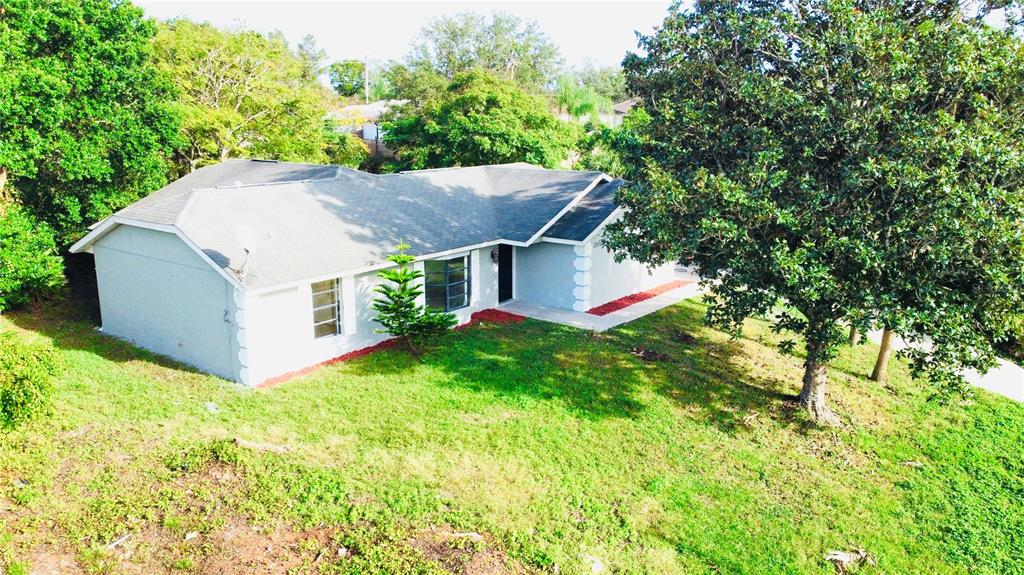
left=425, top=255, right=471, bottom=311
left=311, top=279, right=341, bottom=338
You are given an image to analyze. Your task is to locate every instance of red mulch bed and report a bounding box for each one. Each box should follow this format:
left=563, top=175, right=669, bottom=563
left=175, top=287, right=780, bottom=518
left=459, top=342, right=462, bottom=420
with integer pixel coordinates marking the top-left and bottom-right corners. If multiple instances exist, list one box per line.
left=257, top=309, right=525, bottom=388
left=256, top=338, right=398, bottom=388
left=455, top=308, right=526, bottom=330
left=586, top=280, right=694, bottom=316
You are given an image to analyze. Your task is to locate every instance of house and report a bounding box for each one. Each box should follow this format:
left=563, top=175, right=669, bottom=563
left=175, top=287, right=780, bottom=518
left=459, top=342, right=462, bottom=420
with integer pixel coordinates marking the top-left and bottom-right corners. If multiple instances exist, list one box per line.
left=611, top=98, right=640, bottom=125
left=70, top=159, right=676, bottom=386
left=327, top=100, right=408, bottom=157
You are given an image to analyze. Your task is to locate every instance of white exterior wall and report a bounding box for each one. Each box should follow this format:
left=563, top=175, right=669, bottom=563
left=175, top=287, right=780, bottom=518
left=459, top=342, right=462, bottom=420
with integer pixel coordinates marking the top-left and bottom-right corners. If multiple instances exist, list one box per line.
left=243, top=246, right=499, bottom=385
left=514, top=242, right=577, bottom=310
left=514, top=239, right=675, bottom=312
left=587, top=242, right=676, bottom=309
left=92, top=226, right=241, bottom=380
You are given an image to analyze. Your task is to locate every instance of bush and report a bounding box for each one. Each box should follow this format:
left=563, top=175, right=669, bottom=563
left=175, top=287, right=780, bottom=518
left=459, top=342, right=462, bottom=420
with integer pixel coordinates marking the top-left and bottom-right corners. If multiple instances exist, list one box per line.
left=998, top=314, right=1024, bottom=363
left=0, top=332, right=62, bottom=429
left=0, top=204, right=65, bottom=311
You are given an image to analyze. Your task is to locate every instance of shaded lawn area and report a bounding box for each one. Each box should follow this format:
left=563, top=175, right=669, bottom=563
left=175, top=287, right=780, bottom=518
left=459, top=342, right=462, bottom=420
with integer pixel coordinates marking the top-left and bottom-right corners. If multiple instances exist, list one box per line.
left=1, top=299, right=1022, bottom=574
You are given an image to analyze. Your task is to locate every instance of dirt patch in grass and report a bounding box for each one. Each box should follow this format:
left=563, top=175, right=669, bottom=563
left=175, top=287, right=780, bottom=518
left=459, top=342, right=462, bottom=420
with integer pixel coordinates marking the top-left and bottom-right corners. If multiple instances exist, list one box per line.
left=408, top=525, right=530, bottom=575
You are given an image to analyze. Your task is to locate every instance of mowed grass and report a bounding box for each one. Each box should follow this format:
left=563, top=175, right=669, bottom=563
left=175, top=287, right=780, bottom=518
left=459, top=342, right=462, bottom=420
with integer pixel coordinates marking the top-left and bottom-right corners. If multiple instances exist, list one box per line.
left=1, top=299, right=1022, bottom=574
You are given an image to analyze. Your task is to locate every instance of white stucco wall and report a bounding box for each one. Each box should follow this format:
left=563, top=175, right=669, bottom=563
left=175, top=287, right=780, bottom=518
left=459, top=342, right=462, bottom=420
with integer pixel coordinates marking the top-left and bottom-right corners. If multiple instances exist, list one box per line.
left=514, top=242, right=577, bottom=309
left=588, top=242, right=676, bottom=309
left=243, top=246, right=500, bottom=385
left=92, top=226, right=241, bottom=380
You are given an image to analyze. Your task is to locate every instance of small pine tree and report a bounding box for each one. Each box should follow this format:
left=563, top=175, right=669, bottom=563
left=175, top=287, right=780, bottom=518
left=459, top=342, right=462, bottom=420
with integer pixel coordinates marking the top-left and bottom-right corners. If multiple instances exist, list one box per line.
left=372, top=242, right=457, bottom=356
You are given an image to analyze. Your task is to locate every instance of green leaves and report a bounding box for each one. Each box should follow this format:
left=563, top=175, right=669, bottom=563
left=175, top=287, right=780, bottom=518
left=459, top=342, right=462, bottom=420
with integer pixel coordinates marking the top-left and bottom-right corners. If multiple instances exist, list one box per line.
left=372, top=243, right=457, bottom=356
left=153, top=20, right=332, bottom=176
left=383, top=70, right=575, bottom=170
left=1, top=0, right=180, bottom=245
left=605, top=0, right=1024, bottom=395
left=0, top=205, right=64, bottom=312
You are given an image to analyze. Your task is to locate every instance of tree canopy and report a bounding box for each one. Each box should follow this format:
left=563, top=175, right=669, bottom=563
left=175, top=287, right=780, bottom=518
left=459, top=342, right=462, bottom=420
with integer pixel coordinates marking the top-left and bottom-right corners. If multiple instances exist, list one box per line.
left=0, top=0, right=180, bottom=244
left=382, top=71, right=576, bottom=170
left=154, top=20, right=333, bottom=175
left=605, top=0, right=1024, bottom=425
left=329, top=59, right=365, bottom=98
left=407, top=12, right=561, bottom=90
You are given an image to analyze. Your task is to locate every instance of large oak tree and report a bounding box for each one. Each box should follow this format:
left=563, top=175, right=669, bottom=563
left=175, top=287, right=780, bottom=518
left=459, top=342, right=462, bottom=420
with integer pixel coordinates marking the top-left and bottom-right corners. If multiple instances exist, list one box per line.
left=605, top=0, right=1024, bottom=425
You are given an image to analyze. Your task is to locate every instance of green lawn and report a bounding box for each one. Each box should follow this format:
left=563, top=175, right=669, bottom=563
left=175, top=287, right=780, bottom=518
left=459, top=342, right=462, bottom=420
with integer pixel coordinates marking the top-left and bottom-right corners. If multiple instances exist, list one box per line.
left=1, top=299, right=1022, bottom=574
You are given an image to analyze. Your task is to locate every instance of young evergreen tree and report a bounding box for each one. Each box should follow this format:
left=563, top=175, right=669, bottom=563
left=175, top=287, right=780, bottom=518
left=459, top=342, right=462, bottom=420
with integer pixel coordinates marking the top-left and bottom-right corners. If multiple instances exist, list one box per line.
left=372, top=242, right=457, bottom=357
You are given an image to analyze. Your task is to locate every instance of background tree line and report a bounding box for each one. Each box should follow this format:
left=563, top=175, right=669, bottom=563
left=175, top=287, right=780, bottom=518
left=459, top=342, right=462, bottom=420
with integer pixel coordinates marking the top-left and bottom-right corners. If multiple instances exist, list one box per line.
left=0, top=2, right=622, bottom=313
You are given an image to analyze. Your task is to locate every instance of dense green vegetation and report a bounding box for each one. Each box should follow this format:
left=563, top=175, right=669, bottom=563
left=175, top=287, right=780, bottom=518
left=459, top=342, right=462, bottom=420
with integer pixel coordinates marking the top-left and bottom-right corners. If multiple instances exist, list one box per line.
left=383, top=71, right=576, bottom=170
left=1, top=299, right=1021, bottom=574
left=0, top=205, right=64, bottom=312
left=0, top=332, right=61, bottom=429
left=605, top=0, right=1024, bottom=424
left=0, top=0, right=180, bottom=245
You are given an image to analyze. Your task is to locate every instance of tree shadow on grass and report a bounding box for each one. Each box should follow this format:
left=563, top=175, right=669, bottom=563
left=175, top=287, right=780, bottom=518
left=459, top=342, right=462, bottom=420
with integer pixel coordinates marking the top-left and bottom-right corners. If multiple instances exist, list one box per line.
left=345, top=300, right=811, bottom=432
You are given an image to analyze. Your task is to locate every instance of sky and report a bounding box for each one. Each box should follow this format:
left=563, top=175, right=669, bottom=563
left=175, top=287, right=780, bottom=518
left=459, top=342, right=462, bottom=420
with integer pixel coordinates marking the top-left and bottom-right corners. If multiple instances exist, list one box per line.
left=135, top=0, right=672, bottom=70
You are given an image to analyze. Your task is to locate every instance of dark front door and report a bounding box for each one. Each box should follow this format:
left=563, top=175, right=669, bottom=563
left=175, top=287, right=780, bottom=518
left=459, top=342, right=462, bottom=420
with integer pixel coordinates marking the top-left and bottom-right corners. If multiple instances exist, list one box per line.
left=498, top=244, right=514, bottom=302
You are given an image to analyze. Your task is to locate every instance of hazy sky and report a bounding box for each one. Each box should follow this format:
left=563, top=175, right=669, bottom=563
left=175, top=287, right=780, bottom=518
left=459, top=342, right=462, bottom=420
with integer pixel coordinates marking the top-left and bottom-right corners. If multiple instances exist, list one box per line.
left=135, top=0, right=672, bottom=69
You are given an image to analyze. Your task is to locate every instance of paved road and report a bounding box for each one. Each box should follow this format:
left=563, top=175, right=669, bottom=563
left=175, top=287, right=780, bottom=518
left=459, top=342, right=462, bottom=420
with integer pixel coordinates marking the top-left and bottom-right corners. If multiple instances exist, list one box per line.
left=867, top=330, right=1023, bottom=402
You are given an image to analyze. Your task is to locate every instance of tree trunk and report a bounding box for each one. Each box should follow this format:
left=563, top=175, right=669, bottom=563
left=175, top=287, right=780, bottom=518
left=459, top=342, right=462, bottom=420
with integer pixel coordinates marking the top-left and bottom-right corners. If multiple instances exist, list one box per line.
left=871, top=328, right=894, bottom=384
left=848, top=325, right=860, bottom=345
left=0, top=166, right=8, bottom=203
left=799, top=360, right=841, bottom=426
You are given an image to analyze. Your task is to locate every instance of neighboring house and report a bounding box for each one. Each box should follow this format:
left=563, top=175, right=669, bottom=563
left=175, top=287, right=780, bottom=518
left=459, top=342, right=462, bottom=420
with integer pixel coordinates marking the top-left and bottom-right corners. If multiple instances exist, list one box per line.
left=611, top=98, right=640, bottom=125
left=327, top=99, right=407, bottom=156
left=70, top=159, right=675, bottom=386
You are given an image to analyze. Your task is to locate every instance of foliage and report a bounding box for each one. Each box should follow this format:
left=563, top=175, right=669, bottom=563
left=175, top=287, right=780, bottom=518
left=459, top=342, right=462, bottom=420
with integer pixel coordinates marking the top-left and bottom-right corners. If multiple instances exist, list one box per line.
left=605, top=0, right=1024, bottom=424
left=3, top=299, right=1024, bottom=572
left=329, top=59, right=365, bottom=97
left=569, top=61, right=629, bottom=102
left=574, top=108, right=650, bottom=177
left=323, top=126, right=370, bottom=168
left=375, top=62, right=448, bottom=104
left=0, top=332, right=61, bottom=429
left=0, top=205, right=65, bottom=312
left=383, top=71, right=576, bottom=170
left=555, top=75, right=612, bottom=122
left=407, top=12, right=561, bottom=90
left=0, top=0, right=180, bottom=245
left=154, top=20, right=332, bottom=175
left=996, top=314, right=1024, bottom=362
left=372, top=242, right=457, bottom=356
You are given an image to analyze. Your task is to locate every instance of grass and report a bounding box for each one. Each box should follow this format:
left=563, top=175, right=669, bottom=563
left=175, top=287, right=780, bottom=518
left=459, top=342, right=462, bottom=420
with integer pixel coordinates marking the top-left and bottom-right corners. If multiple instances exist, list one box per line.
left=1, top=298, right=1022, bottom=574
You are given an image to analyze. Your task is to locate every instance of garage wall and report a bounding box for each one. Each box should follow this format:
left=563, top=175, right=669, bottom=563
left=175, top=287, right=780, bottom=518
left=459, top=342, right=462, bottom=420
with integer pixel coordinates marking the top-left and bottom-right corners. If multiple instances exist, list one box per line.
left=93, top=226, right=240, bottom=380
left=244, top=246, right=499, bottom=385
left=514, top=242, right=577, bottom=310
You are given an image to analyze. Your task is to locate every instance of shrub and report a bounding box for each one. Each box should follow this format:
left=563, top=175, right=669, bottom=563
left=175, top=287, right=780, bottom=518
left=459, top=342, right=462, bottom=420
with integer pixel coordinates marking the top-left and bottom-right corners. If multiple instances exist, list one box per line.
left=372, top=242, right=457, bottom=357
left=0, top=204, right=65, bottom=311
left=0, top=332, right=62, bottom=429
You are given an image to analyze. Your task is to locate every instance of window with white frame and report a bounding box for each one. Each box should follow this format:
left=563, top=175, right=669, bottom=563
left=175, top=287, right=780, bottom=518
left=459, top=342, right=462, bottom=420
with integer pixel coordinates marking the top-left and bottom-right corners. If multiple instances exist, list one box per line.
left=311, top=279, right=341, bottom=338
left=424, top=255, right=470, bottom=311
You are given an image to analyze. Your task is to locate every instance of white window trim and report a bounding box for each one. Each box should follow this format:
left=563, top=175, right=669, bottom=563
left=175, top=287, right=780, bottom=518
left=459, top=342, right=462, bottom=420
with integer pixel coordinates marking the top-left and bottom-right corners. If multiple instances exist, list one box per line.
left=311, top=278, right=342, bottom=339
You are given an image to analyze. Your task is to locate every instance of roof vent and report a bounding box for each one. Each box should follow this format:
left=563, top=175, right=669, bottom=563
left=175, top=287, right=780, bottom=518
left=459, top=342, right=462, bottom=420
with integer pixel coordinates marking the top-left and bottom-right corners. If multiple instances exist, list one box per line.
left=250, top=158, right=279, bottom=163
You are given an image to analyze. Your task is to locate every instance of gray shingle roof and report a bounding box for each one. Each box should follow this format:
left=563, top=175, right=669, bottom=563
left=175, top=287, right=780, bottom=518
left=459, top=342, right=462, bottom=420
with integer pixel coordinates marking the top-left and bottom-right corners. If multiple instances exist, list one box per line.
left=543, top=179, right=623, bottom=242
left=88, top=160, right=618, bottom=289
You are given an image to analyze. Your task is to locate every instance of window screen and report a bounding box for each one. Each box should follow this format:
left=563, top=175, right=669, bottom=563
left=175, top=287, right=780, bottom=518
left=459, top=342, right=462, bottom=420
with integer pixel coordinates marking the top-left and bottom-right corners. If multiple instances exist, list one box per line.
left=424, top=255, right=470, bottom=311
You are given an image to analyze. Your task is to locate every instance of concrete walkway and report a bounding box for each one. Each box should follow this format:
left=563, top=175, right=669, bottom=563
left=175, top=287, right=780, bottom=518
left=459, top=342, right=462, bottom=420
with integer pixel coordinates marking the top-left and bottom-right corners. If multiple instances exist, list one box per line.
left=867, top=330, right=1024, bottom=402
left=499, top=280, right=705, bottom=332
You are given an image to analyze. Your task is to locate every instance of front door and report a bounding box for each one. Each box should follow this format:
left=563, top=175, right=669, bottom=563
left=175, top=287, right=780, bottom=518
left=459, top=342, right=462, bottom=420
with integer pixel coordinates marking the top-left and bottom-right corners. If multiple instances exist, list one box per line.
left=498, top=244, right=513, bottom=302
